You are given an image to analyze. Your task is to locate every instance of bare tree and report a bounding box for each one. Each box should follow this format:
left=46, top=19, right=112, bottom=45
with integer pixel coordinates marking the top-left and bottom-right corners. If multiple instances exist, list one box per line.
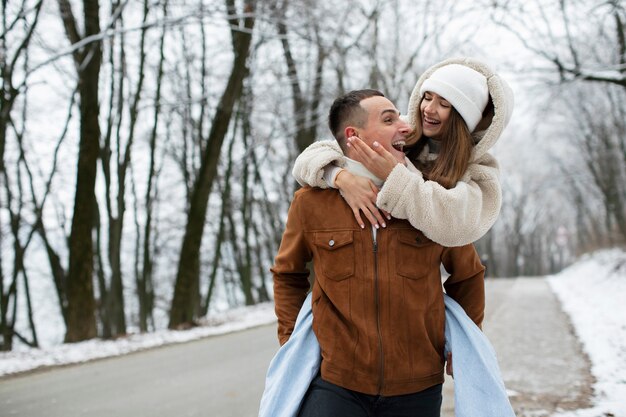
left=0, top=0, right=44, bottom=350
left=491, top=0, right=626, bottom=88
left=94, top=0, right=158, bottom=339
left=564, top=84, right=626, bottom=243
left=169, top=0, right=256, bottom=329
left=3, top=123, right=42, bottom=350
left=486, top=0, right=626, bottom=264
left=57, top=0, right=104, bottom=342
left=133, top=0, right=169, bottom=333
left=269, top=0, right=327, bottom=153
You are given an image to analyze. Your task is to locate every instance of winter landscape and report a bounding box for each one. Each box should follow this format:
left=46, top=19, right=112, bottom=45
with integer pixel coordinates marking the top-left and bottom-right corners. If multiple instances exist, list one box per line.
left=1, top=0, right=626, bottom=416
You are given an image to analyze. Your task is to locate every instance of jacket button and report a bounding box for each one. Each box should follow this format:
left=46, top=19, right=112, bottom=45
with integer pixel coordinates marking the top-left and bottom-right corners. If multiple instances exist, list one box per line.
left=329, top=239, right=335, bottom=247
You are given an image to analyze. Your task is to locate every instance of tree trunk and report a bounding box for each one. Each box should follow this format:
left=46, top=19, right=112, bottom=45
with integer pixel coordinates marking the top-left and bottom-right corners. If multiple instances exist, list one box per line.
left=62, top=0, right=102, bottom=342
left=224, top=121, right=255, bottom=306
left=136, top=0, right=168, bottom=332
left=100, top=0, right=151, bottom=339
left=168, top=0, right=255, bottom=328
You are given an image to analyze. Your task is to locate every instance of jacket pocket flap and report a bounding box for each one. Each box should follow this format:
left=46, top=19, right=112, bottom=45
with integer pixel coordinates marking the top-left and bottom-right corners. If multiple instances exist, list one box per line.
left=397, top=229, right=432, bottom=247
left=313, top=231, right=354, bottom=251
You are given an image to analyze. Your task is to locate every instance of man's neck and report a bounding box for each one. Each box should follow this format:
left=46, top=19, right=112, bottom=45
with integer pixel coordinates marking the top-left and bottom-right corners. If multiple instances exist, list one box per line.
left=343, top=157, right=384, bottom=188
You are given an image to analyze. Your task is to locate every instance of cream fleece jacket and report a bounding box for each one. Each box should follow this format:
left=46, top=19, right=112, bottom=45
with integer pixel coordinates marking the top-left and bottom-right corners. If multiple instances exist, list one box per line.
left=292, top=57, right=514, bottom=247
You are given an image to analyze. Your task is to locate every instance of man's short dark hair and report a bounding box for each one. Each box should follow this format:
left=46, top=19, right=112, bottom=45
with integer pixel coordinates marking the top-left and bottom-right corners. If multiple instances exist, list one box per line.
left=328, top=89, right=384, bottom=151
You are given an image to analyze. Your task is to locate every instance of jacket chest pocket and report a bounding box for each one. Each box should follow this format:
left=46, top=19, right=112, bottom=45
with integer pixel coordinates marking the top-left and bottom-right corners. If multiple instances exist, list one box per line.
left=313, top=231, right=355, bottom=281
left=395, top=230, right=434, bottom=280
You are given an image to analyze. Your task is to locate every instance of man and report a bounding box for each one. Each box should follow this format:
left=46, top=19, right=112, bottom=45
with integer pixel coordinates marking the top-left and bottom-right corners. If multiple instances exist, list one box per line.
left=271, top=89, right=485, bottom=416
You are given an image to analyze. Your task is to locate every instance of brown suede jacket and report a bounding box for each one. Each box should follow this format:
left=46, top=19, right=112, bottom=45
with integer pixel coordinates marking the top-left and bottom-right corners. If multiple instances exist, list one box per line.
left=271, top=187, right=485, bottom=396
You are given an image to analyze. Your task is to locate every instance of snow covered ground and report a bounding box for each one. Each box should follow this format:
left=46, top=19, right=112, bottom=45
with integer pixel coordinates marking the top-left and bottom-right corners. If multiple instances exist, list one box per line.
left=548, top=248, right=626, bottom=417
left=1, top=249, right=625, bottom=417
left=0, top=301, right=276, bottom=377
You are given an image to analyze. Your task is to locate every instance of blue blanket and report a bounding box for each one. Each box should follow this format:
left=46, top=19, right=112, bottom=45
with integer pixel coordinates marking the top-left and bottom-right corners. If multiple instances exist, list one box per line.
left=259, top=293, right=516, bottom=417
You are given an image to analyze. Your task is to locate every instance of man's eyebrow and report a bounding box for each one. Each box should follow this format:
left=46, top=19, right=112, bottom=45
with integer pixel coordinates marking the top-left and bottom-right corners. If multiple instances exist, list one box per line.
left=380, top=108, right=400, bottom=116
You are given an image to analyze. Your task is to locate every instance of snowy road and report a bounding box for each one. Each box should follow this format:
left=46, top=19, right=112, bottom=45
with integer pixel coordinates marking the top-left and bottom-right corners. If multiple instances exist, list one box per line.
left=0, top=277, right=593, bottom=417
left=443, top=277, right=593, bottom=417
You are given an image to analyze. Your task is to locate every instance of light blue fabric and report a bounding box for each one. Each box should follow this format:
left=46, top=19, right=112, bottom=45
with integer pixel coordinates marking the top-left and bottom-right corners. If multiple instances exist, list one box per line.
left=258, top=293, right=320, bottom=417
left=443, top=294, right=516, bottom=417
left=259, top=292, right=516, bottom=417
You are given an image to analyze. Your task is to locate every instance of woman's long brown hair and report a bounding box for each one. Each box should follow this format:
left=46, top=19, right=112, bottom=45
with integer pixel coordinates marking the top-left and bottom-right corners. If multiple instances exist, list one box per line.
left=407, top=104, right=474, bottom=189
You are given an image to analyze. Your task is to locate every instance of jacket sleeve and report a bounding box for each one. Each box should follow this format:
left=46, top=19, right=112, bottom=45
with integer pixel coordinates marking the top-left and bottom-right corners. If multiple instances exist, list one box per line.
left=292, top=140, right=346, bottom=188
left=376, top=153, right=501, bottom=247
left=270, top=191, right=313, bottom=345
left=441, top=244, right=485, bottom=327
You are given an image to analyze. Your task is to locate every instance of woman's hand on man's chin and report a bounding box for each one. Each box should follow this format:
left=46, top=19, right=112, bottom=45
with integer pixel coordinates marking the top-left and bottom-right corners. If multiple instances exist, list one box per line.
left=346, top=136, right=404, bottom=180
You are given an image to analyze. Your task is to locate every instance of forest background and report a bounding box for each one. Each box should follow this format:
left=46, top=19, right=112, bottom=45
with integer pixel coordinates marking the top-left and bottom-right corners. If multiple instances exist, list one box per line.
left=1, top=0, right=625, bottom=351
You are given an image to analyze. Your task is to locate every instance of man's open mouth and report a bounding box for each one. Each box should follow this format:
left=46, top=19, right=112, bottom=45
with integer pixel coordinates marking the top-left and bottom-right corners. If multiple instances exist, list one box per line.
left=392, top=140, right=405, bottom=152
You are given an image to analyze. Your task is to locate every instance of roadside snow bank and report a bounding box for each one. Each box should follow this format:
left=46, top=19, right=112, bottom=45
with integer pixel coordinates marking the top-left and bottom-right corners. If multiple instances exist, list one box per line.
left=0, top=301, right=276, bottom=377
left=548, top=248, right=626, bottom=417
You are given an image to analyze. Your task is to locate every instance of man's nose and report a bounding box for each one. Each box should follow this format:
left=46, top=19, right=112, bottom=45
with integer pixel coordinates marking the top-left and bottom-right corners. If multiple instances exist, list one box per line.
left=398, top=119, right=410, bottom=134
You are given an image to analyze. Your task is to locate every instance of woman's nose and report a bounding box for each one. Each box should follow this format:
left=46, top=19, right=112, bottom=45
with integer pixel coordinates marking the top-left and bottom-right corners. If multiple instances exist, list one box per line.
left=424, top=101, right=435, bottom=114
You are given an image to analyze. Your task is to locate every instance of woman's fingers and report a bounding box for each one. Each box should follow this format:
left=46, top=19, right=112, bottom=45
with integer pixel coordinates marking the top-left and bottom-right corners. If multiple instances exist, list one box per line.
left=336, top=171, right=387, bottom=228
left=358, top=178, right=385, bottom=227
left=351, top=208, right=365, bottom=229
left=348, top=136, right=378, bottom=162
left=370, top=142, right=401, bottom=179
left=373, top=141, right=399, bottom=164
left=347, top=192, right=386, bottom=229
left=365, top=204, right=387, bottom=228
left=347, top=136, right=400, bottom=180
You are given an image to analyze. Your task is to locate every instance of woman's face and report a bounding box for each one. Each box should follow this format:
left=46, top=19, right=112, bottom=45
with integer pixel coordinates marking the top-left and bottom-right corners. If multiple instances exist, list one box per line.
left=420, top=92, right=451, bottom=139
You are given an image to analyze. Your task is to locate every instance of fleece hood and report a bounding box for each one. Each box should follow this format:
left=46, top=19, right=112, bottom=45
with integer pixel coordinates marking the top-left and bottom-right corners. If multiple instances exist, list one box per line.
left=406, top=57, right=515, bottom=162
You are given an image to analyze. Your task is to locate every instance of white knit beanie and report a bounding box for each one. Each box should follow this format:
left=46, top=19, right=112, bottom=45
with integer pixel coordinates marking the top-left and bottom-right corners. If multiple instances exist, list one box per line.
left=419, top=64, right=489, bottom=132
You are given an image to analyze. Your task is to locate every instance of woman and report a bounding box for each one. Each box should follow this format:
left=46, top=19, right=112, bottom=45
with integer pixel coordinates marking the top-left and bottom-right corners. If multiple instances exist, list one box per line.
left=292, top=57, right=514, bottom=247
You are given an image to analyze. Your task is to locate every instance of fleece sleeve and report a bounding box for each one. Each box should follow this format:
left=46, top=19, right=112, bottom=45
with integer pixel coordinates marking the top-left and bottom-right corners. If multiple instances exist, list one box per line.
left=292, top=140, right=346, bottom=188
left=376, top=153, right=501, bottom=247
left=270, top=192, right=313, bottom=345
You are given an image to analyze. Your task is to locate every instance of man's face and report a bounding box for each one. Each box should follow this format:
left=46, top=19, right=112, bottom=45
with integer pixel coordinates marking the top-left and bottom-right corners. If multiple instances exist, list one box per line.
left=354, top=96, right=409, bottom=163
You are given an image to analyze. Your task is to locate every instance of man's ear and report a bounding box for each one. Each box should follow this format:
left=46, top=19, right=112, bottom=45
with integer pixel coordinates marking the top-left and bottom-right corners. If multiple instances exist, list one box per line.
left=345, top=126, right=358, bottom=138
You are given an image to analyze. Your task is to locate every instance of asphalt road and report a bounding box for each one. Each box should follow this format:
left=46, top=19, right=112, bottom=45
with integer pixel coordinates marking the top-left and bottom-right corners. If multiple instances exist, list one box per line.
left=442, top=277, right=593, bottom=417
left=0, top=277, right=593, bottom=417
left=0, top=325, right=278, bottom=417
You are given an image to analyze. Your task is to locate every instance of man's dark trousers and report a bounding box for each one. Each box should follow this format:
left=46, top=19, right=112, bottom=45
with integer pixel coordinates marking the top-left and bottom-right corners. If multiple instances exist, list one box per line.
left=298, top=374, right=442, bottom=417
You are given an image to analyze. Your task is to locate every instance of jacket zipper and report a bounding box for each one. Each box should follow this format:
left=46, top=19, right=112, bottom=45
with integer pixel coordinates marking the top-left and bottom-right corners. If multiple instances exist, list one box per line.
left=373, top=231, right=384, bottom=395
